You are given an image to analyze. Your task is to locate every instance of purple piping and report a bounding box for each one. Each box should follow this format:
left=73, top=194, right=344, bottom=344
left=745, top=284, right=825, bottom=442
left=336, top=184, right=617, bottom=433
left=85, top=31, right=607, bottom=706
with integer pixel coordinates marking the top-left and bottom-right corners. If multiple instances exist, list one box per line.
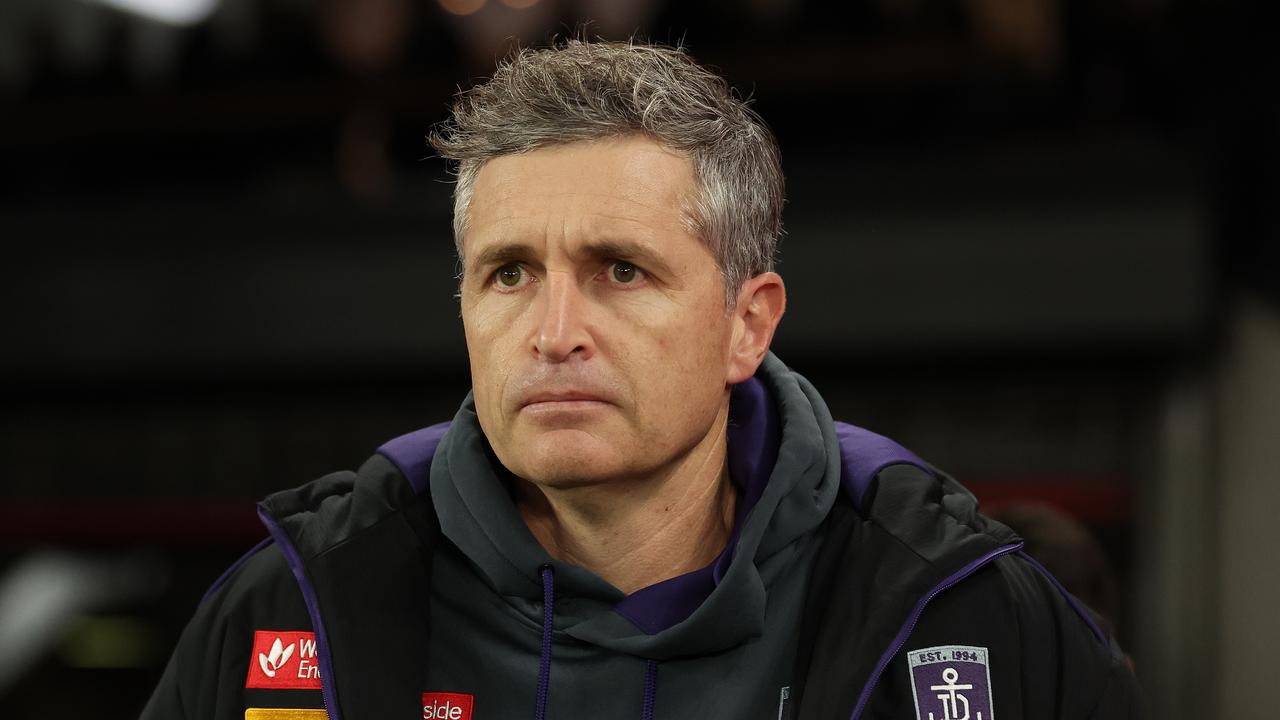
left=257, top=505, right=342, bottom=720
left=847, top=542, right=1024, bottom=720
left=833, top=422, right=933, bottom=510
left=640, top=660, right=658, bottom=720
left=200, top=536, right=272, bottom=605
left=535, top=565, right=555, bottom=720
left=376, top=421, right=451, bottom=496
left=1015, top=550, right=1108, bottom=645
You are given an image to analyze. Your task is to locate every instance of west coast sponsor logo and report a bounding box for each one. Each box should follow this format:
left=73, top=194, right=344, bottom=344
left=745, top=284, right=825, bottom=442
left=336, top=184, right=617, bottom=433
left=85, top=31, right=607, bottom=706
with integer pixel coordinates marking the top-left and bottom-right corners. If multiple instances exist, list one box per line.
left=422, top=692, right=474, bottom=720
left=245, top=630, right=323, bottom=690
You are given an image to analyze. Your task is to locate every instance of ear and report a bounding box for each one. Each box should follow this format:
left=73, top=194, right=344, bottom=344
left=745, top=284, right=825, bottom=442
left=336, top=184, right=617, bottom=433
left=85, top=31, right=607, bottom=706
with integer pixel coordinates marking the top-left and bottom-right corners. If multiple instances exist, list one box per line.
left=726, top=272, right=786, bottom=384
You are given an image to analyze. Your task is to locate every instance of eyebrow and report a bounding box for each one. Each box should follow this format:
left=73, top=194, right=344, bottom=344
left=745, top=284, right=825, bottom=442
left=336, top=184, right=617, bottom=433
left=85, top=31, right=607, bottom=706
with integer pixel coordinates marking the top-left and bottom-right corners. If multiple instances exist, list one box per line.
left=467, top=238, right=675, bottom=278
left=579, top=239, right=674, bottom=277
left=468, top=243, right=536, bottom=275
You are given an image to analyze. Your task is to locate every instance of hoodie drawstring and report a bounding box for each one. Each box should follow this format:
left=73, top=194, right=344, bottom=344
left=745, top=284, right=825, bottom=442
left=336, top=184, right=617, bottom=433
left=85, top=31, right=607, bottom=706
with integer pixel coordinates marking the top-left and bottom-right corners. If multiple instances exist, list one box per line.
left=534, top=564, right=661, bottom=720
left=641, top=659, right=658, bottom=720
left=536, top=564, right=555, bottom=720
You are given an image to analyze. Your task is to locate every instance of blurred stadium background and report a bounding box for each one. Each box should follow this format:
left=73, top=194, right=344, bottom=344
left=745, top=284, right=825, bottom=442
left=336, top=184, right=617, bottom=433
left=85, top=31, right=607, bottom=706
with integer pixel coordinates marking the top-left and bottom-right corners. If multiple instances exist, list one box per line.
left=1, top=0, right=1275, bottom=717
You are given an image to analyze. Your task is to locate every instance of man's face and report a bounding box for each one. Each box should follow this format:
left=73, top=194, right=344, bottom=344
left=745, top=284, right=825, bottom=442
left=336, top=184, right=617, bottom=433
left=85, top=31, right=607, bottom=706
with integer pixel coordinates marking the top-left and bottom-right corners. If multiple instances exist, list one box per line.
left=459, top=135, right=736, bottom=488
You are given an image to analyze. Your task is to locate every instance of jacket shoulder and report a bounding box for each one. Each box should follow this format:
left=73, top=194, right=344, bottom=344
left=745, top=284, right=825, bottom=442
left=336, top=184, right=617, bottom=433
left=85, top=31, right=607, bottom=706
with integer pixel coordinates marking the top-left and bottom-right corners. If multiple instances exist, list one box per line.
left=141, top=541, right=319, bottom=720
left=886, top=551, right=1139, bottom=719
left=143, top=425, right=451, bottom=719
left=797, top=431, right=1138, bottom=719
left=239, top=425, right=436, bottom=556
left=202, top=537, right=312, bottom=622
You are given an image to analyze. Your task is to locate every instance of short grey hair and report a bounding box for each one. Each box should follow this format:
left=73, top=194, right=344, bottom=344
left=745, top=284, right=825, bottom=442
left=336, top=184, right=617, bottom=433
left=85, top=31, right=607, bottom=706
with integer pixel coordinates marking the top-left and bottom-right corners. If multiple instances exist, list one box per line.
left=428, top=39, right=784, bottom=303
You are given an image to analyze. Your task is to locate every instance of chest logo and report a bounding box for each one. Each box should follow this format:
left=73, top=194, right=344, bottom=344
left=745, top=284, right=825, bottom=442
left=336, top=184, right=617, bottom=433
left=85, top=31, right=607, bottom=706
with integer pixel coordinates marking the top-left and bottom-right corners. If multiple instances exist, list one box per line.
left=907, top=645, right=994, bottom=720
left=422, top=692, right=473, bottom=720
left=245, top=630, right=323, bottom=690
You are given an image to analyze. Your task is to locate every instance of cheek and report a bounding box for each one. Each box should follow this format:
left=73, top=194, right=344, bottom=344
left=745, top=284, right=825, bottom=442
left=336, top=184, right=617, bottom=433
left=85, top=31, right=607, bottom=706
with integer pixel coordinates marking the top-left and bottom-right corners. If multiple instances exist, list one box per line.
left=678, top=297, right=731, bottom=363
left=462, top=305, right=517, bottom=421
left=634, top=303, right=732, bottom=408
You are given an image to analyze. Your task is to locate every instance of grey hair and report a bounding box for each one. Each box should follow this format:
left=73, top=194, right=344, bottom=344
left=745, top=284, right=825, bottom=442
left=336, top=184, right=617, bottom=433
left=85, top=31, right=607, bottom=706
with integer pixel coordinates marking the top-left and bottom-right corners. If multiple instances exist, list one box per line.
left=428, top=38, right=784, bottom=304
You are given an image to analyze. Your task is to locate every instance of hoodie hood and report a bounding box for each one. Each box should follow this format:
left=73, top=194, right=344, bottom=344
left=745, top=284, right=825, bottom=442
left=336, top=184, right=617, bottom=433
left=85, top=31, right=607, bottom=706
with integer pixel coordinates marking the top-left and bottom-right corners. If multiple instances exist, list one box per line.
left=427, top=352, right=842, bottom=659
left=248, top=352, right=1030, bottom=720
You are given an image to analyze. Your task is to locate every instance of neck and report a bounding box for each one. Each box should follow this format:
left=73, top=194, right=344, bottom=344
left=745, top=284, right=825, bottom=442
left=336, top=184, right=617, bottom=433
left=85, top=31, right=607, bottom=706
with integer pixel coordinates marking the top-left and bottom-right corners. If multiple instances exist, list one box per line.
left=514, top=401, right=737, bottom=595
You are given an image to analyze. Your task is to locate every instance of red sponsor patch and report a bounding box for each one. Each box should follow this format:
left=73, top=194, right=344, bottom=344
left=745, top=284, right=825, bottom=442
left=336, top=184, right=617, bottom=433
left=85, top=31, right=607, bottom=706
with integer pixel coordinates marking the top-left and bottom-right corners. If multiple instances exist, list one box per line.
left=245, top=630, right=323, bottom=690
left=422, top=692, right=474, bottom=720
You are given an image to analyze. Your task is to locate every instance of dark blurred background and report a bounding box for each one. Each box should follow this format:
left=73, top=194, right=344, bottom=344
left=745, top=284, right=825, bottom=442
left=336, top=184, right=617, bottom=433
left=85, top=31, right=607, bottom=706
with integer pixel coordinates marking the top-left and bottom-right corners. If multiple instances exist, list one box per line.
left=1, top=0, right=1276, bottom=717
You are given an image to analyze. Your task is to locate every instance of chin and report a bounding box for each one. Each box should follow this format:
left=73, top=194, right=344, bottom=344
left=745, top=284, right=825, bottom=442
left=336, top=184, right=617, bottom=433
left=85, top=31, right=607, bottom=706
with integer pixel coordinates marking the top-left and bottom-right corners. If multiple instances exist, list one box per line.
left=506, top=428, right=630, bottom=488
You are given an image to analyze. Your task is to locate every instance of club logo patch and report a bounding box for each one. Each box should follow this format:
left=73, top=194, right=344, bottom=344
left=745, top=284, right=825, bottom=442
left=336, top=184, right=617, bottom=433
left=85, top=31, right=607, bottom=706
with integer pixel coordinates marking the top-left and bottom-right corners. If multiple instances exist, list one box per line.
left=908, top=645, right=994, bottom=720
left=422, top=692, right=473, bottom=720
left=245, top=630, right=323, bottom=690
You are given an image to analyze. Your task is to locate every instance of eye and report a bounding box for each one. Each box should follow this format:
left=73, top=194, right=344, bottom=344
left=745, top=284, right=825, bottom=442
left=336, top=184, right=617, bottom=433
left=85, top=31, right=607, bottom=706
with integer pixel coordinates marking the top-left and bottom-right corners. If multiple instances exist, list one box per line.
left=609, top=261, right=643, bottom=285
left=492, top=263, right=530, bottom=289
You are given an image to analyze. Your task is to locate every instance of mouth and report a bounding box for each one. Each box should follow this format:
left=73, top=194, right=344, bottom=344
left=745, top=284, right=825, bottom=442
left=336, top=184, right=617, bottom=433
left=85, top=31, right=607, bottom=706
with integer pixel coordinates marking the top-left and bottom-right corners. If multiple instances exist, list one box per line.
left=517, top=390, right=614, bottom=417
left=520, top=392, right=610, bottom=407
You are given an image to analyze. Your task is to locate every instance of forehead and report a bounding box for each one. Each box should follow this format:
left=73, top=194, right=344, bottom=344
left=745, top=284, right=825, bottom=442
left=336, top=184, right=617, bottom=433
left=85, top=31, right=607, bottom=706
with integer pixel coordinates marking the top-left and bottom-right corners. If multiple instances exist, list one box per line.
left=464, top=136, right=697, bottom=250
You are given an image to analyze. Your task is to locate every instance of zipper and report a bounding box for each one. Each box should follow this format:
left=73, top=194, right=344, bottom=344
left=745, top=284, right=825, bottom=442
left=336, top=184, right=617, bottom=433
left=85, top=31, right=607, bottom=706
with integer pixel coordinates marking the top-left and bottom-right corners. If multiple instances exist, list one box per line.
left=257, top=504, right=343, bottom=720
left=847, top=541, right=1024, bottom=720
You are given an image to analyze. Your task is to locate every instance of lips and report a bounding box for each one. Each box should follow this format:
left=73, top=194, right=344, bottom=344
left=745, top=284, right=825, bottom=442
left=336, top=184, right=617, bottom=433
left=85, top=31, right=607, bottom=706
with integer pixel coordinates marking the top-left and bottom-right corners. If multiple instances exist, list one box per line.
left=519, top=390, right=611, bottom=408
left=509, top=370, right=623, bottom=413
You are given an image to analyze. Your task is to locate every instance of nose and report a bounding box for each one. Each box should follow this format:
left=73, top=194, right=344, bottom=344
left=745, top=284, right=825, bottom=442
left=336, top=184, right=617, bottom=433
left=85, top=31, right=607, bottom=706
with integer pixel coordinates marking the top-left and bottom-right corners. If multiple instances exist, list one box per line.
left=533, top=271, right=593, bottom=363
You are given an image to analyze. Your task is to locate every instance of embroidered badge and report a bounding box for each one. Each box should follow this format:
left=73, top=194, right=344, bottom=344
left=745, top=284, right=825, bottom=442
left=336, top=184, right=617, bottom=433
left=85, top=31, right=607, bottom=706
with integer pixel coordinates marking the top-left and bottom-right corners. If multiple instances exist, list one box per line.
left=423, top=692, right=474, bottom=720
left=244, top=710, right=327, bottom=720
left=245, top=630, right=323, bottom=690
left=908, top=645, right=994, bottom=720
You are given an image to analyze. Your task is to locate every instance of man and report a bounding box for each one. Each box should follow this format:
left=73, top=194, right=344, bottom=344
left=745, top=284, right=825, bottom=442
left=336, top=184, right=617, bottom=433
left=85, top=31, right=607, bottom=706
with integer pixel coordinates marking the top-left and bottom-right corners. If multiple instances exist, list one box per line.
left=142, top=40, right=1139, bottom=719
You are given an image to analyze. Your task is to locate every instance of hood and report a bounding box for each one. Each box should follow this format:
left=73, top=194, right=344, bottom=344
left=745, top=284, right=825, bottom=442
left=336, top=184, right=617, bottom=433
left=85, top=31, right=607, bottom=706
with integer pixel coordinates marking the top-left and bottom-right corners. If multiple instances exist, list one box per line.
left=427, top=351, right=843, bottom=659
left=251, top=352, right=1024, bottom=720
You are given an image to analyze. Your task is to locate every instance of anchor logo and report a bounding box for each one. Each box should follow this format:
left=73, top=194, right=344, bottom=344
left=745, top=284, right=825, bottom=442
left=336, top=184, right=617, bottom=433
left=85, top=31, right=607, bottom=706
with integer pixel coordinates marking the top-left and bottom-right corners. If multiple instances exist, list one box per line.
left=928, top=667, right=983, bottom=720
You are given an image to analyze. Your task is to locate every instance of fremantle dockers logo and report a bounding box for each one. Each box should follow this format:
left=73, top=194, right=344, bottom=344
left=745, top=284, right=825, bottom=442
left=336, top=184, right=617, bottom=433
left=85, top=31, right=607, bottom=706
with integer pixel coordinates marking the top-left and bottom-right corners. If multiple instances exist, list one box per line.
left=908, top=645, right=995, bottom=720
